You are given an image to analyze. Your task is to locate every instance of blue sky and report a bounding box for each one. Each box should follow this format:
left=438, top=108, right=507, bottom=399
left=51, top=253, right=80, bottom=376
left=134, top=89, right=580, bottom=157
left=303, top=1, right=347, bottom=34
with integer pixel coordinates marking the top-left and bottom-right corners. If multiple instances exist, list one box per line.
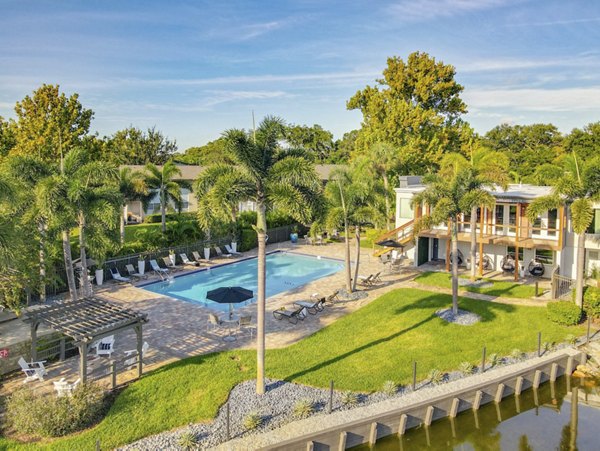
left=1, top=0, right=599, bottom=150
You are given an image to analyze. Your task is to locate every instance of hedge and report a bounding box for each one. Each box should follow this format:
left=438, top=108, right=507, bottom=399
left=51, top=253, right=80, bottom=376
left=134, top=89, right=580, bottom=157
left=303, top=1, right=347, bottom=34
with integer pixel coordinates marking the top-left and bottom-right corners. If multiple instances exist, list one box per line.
left=546, top=301, right=583, bottom=326
left=144, top=212, right=196, bottom=223
left=584, top=286, right=600, bottom=319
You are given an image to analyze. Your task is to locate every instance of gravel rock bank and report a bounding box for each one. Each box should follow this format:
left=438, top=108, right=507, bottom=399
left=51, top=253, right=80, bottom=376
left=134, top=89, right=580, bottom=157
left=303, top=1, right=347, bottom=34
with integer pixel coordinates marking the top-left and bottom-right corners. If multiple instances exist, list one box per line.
left=435, top=308, right=481, bottom=325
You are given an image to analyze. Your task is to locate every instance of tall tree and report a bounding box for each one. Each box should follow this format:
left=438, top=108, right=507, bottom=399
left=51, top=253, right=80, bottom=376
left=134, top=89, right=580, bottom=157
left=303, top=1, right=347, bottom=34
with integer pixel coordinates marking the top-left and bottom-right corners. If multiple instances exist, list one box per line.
left=284, top=124, right=335, bottom=162
left=196, top=116, right=323, bottom=395
left=0, top=116, right=16, bottom=158
left=9, top=84, right=93, bottom=162
left=347, top=52, right=467, bottom=173
left=144, top=161, right=190, bottom=233
left=331, top=129, right=358, bottom=164
left=176, top=138, right=234, bottom=166
left=527, top=154, right=600, bottom=308
left=105, top=126, right=177, bottom=164
left=117, top=167, right=147, bottom=244
left=413, top=165, right=495, bottom=314
left=564, top=121, right=600, bottom=163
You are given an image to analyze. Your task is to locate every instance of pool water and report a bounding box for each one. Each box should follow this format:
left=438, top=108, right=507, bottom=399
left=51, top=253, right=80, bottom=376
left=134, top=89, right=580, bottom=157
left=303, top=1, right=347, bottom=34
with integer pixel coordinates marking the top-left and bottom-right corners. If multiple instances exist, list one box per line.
left=141, top=252, right=343, bottom=312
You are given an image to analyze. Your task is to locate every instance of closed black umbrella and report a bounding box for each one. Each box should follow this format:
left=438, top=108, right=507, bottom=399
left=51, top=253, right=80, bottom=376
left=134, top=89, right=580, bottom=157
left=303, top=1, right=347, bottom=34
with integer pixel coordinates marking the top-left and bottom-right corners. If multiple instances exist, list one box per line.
left=206, top=286, right=254, bottom=318
left=376, top=239, right=404, bottom=248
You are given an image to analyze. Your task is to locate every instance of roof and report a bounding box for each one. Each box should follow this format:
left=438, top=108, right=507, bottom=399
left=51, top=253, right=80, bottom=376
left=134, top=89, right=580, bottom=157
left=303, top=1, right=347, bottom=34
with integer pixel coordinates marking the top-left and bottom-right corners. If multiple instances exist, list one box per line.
left=122, top=164, right=344, bottom=181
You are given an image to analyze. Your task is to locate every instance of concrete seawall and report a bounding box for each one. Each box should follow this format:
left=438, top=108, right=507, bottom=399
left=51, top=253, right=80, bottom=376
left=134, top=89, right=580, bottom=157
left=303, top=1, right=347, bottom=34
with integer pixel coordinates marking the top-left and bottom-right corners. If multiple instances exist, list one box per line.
left=214, top=347, right=585, bottom=451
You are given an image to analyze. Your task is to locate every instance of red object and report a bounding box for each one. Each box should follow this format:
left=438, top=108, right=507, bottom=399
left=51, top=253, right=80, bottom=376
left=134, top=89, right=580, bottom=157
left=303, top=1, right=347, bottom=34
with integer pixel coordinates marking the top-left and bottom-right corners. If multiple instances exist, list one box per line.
left=0, top=349, right=8, bottom=359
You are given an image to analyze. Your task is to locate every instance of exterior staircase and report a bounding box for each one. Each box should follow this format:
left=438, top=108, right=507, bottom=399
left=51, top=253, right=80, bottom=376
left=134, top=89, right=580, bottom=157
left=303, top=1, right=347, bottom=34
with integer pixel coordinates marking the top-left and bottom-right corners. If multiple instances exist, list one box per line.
left=372, top=220, right=414, bottom=256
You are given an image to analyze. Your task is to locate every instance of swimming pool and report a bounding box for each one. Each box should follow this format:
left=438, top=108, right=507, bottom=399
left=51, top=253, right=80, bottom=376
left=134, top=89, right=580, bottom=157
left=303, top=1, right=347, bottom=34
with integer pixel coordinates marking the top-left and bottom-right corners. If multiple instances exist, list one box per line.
left=141, top=252, right=343, bottom=312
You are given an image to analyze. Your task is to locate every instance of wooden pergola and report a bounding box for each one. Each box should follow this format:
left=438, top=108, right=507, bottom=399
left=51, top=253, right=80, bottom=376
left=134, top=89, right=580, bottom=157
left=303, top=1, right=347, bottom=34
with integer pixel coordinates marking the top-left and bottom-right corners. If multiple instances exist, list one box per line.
left=24, top=297, right=148, bottom=383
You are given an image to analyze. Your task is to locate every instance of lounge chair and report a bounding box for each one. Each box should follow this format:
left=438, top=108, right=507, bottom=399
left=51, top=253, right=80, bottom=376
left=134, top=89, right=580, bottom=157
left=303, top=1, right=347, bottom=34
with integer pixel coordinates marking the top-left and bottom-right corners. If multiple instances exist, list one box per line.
left=18, top=357, right=47, bottom=383
left=54, top=378, right=80, bottom=397
left=206, top=313, right=224, bottom=332
left=92, top=335, right=115, bottom=357
left=124, top=342, right=150, bottom=368
left=150, top=259, right=169, bottom=275
left=358, top=274, right=374, bottom=286
left=162, top=256, right=182, bottom=272
left=293, top=297, right=326, bottom=315
left=125, top=264, right=147, bottom=280
left=371, top=271, right=382, bottom=284
left=326, top=290, right=341, bottom=304
left=315, top=234, right=324, bottom=245
left=214, top=246, right=233, bottom=258
left=224, top=244, right=242, bottom=256
left=192, top=251, right=209, bottom=264
left=273, top=306, right=307, bottom=324
left=109, top=267, right=131, bottom=283
left=180, top=253, right=199, bottom=267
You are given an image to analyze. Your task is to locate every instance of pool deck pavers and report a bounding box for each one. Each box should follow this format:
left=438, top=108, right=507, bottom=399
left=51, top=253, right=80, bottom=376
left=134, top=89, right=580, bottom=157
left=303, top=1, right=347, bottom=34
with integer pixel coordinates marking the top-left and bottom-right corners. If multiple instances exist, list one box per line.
left=0, top=240, right=548, bottom=397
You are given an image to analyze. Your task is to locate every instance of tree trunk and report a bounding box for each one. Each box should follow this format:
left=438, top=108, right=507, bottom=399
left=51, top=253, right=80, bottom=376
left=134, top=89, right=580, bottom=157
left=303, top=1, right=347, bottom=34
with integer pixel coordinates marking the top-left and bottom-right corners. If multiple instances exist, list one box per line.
left=62, top=229, right=78, bottom=300
left=255, top=200, right=267, bottom=395
left=38, top=219, right=47, bottom=303
left=383, top=173, right=391, bottom=231
left=470, top=206, right=477, bottom=281
left=79, top=211, right=92, bottom=298
left=343, top=221, right=352, bottom=292
left=120, top=205, right=127, bottom=245
left=575, top=232, right=585, bottom=308
left=451, top=218, right=459, bottom=315
left=161, top=191, right=167, bottom=233
left=352, top=225, right=361, bottom=292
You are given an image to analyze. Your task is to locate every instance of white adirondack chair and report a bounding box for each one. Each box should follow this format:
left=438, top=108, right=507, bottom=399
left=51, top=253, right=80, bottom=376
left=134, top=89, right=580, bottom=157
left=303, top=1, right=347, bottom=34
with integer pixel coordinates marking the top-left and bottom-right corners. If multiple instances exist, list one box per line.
left=53, top=377, right=81, bottom=397
left=18, top=357, right=47, bottom=383
left=92, top=335, right=115, bottom=357
left=124, top=341, right=149, bottom=368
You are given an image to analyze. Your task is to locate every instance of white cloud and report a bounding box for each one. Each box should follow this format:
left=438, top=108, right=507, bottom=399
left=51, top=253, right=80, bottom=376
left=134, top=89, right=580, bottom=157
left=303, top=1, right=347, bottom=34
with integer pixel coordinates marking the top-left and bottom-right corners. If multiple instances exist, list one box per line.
left=458, top=55, right=600, bottom=73
left=236, top=21, right=285, bottom=41
left=388, top=0, right=514, bottom=22
left=464, top=86, right=600, bottom=112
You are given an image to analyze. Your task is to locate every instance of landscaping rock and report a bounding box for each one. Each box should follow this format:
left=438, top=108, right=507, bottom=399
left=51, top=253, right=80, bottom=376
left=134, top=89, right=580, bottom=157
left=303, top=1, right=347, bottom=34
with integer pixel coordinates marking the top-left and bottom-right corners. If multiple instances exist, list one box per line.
left=339, top=288, right=369, bottom=301
left=458, top=279, right=493, bottom=289
left=435, top=308, right=481, bottom=325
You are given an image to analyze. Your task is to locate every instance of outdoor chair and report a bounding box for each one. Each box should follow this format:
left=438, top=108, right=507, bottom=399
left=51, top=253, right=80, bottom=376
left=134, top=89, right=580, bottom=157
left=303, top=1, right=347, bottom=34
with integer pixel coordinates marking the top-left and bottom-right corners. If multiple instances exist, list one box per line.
left=192, top=251, right=209, bottom=264
left=303, top=234, right=313, bottom=245
left=125, top=264, right=147, bottom=280
left=53, top=377, right=80, bottom=397
left=109, top=267, right=131, bottom=284
left=207, top=313, right=225, bottom=332
left=124, top=341, right=150, bottom=368
left=18, top=357, right=47, bottom=383
left=293, top=297, right=326, bottom=315
left=214, top=246, right=233, bottom=258
left=237, top=315, right=255, bottom=338
left=224, top=244, right=242, bottom=256
left=179, top=253, right=199, bottom=267
left=358, top=274, right=374, bottom=286
left=92, top=335, right=115, bottom=358
left=371, top=271, right=383, bottom=284
left=162, top=256, right=182, bottom=272
left=272, top=306, right=307, bottom=324
left=315, top=234, right=324, bottom=245
left=326, top=290, right=341, bottom=304
left=150, top=259, right=169, bottom=275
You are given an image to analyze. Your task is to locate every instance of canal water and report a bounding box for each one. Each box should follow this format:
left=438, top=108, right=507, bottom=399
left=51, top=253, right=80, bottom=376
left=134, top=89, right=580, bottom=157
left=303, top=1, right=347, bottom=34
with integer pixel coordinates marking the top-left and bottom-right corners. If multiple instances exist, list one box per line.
left=354, top=376, right=600, bottom=450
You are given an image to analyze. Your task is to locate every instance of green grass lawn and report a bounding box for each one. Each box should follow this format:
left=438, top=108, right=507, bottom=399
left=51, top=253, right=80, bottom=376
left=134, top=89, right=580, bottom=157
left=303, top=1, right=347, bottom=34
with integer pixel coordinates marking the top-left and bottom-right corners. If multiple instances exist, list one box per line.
left=414, top=271, right=537, bottom=299
left=0, top=288, right=580, bottom=450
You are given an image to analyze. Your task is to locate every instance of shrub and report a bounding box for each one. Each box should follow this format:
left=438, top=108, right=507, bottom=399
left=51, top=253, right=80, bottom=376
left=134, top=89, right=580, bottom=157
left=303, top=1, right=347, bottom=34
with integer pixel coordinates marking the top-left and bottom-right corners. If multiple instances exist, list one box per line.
left=584, top=287, right=600, bottom=319
left=239, top=228, right=258, bottom=252
left=510, top=348, right=524, bottom=361
left=381, top=380, right=398, bottom=396
left=177, top=431, right=199, bottom=450
left=428, top=369, right=444, bottom=385
left=144, top=212, right=196, bottom=223
left=547, top=301, right=583, bottom=326
left=293, top=399, right=315, bottom=419
left=243, top=411, right=263, bottom=430
left=340, top=391, right=359, bottom=407
left=236, top=211, right=257, bottom=229
left=488, top=353, right=501, bottom=367
left=565, top=334, right=578, bottom=345
left=458, top=361, right=475, bottom=375
left=543, top=341, right=555, bottom=353
left=6, top=383, right=105, bottom=438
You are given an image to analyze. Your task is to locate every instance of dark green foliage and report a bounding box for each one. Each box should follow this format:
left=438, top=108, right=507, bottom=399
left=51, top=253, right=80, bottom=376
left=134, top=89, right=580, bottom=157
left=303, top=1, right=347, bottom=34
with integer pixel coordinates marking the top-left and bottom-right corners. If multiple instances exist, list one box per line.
left=6, top=383, right=106, bottom=438
left=583, top=286, right=600, bottom=319
left=239, top=228, right=258, bottom=252
left=144, top=212, right=196, bottom=223
left=546, top=301, right=583, bottom=326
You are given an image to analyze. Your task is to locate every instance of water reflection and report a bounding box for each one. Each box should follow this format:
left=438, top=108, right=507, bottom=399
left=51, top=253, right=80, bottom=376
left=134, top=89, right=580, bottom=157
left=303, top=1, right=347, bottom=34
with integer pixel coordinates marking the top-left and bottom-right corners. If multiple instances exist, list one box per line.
left=355, top=376, right=600, bottom=450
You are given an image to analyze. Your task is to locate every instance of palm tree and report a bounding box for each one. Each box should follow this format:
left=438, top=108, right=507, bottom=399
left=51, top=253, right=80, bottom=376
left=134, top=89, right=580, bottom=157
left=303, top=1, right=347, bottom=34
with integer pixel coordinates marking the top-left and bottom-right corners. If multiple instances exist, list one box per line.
left=197, top=116, right=323, bottom=394
left=117, top=167, right=147, bottom=244
left=527, top=154, right=600, bottom=307
left=144, top=161, right=190, bottom=233
left=441, top=149, right=509, bottom=280
left=413, top=162, right=495, bottom=314
left=366, top=142, right=401, bottom=230
left=325, top=164, right=382, bottom=292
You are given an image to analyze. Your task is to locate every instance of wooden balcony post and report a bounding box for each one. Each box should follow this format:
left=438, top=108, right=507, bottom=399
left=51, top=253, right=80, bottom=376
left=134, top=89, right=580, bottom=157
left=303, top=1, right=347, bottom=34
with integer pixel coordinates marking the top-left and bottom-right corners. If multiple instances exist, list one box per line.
left=515, top=203, right=521, bottom=281
left=558, top=205, right=565, bottom=247
left=479, top=205, right=485, bottom=276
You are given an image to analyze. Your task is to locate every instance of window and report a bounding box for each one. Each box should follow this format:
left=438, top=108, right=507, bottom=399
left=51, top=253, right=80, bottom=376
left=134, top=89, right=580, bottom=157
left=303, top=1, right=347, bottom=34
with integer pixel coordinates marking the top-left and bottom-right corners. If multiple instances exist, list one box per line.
left=399, top=198, right=414, bottom=219
left=535, top=249, right=554, bottom=265
left=507, top=246, right=523, bottom=261
left=532, top=214, right=542, bottom=236
left=509, top=205, right=517, bottom=233
left=587, top=209, right=600, bottom=234
left=547, top=209, right=557, bottom=237
left=495, top=205, right=504, bottom=233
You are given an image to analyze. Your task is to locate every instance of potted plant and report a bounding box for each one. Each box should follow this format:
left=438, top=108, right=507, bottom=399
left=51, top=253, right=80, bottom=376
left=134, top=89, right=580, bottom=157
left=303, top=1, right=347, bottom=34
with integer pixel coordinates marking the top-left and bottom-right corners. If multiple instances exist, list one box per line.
left=169, top=249, right=176, bottom=266
left=138, top=253, right=146, bottom=275
left=95, top=261, right=105, bottom=286
left=231, top=233, right=238, bottom=254
left=290, top=225, right=299, bottom=244
left=204, top=244, right=211, bottom=261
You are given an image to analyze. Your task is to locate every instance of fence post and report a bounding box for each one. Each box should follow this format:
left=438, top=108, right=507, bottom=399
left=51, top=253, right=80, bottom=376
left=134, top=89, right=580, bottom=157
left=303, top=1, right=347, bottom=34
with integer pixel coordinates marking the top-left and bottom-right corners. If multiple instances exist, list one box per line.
left=412, top=361, right=417, bottom=391
left=111, top=361, right=117, bottom=389
left=481, top=346, right=486, bottom=373
left=587, top=315, right=591, bottom=344
left=328, top=380, right=334, bottom=414
left=535, top=281, right=539, bottom=297
left=59, top=337, right=66, bottom=361
left=537, top=332, right=542, bottom=357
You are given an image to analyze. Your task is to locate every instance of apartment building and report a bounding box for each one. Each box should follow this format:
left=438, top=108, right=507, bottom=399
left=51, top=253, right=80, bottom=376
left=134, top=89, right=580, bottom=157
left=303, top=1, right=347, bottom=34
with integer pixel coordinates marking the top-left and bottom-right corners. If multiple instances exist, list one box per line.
left=391, top=176, right=600, bottom=281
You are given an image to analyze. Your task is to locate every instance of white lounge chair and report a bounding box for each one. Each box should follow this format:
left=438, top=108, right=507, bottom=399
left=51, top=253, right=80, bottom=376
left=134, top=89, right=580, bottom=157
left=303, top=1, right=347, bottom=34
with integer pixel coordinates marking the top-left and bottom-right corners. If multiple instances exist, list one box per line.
left=18, top=357, right=47, bottom=383
left=92, top=335, right=115, bottom=357
left=214, top=246, right=233, bottom=258
left=125, top=264, right=146, bottom=280
left=150, top=259, right=169, bottom=274
left=179, top=253, right=199, bottom=267
left=53, top=377, right=81, bottom=397
left=162, top=256, right=182, bottom=272
left=224, top=244, right=242, bottom=256
left=192, top=251, right=209, bottom=264
left=109, top=267, right=130, bottom=283
left=124, top=341, right=149, bottom=368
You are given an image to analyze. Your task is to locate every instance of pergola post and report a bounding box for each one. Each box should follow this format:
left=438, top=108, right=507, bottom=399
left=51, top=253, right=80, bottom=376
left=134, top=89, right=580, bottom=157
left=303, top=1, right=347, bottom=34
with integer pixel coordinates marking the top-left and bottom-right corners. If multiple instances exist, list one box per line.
left=30, top=321, right=38, bottom=362
left=135, top=323, right=143, bottom=379
left=78, top=342, right=88, bottom=383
